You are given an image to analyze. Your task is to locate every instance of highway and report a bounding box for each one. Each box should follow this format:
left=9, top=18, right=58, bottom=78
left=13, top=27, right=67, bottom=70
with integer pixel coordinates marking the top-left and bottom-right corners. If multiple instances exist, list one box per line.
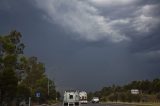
left=52, top=103, right=133, bottom=106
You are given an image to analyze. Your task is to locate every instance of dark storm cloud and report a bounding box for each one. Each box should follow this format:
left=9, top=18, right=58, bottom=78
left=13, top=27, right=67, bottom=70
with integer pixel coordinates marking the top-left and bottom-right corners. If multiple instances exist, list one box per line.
left=0, top=0, right=160, bottom=92
left=35, top=0, right=160, bottom=42
left=130, top=25, right=160, bottom=53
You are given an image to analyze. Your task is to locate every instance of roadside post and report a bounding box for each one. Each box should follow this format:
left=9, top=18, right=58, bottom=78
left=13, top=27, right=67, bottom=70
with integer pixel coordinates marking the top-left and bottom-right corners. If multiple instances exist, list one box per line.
left=29, top=97, right=31, bottom=106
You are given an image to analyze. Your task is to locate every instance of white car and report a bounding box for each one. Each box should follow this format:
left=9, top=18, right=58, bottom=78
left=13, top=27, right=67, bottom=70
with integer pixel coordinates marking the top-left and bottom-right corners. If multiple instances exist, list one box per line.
left=91, top=97, right=99, bottom=103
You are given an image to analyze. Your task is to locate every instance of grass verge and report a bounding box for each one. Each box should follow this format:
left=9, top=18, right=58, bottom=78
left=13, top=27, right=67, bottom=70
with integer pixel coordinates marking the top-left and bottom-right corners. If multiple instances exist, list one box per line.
left=102, top=102, right=160, bottom=106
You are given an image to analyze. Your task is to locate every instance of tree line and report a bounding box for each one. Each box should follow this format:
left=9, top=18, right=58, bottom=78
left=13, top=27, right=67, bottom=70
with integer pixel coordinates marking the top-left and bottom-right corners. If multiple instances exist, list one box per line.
left=88, top=78, right=160, bottom=103
left=0, top=31, right=60, bottom=105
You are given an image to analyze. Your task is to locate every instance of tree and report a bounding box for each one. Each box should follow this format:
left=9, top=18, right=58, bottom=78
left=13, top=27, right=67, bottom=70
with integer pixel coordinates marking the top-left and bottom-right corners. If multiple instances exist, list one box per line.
left=156, top=92, right=160, bottom=101
left=108, top=93, right=118, bottom=102
left=56, top=92, right=61, bottom=101
left=152, top=79, right=160, bottom=93
left=48, top=79, right=56, bottom=100
left=23, top=57, right=45, bottom=90
left=119, top=92, right=127, bottom=102
left=35, top=77, right=50, bottom=102
left=0, top=30, right=25, bottom=105
left=0, top=69, right=18, bottom=105
left=87, top=92, right=94, bottom=101
left=16, top=83, right=31, bottom=105
left=0, top=31, right=58, bottom=105
left=22, top=56, right=57, bottom=103
left=140, top=80, right=151, bottom=93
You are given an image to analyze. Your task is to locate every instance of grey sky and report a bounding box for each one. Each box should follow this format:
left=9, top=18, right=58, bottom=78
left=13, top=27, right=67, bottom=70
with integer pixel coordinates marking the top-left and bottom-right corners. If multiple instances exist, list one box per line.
left=0, top=0, right=160, bottom=92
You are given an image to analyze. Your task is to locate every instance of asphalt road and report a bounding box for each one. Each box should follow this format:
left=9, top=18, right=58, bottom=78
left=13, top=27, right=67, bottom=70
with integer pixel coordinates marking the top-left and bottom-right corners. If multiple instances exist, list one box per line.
left=53, top=103, right=132, bottom=106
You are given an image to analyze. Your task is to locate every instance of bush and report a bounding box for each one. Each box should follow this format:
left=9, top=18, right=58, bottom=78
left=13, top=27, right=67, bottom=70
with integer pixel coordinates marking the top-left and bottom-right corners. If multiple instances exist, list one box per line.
left=119, top=93, right=127, bottom=102
left=156, top=92, right=160, bottom=100
left=108, top=93, right=118, bottom=102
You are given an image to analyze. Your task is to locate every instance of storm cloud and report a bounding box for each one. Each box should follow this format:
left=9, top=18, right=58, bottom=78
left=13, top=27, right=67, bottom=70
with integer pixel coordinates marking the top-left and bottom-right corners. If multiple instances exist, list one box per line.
left=34, top=0, right=160, bottom=42
left=0, top=0, right=160, bottom=91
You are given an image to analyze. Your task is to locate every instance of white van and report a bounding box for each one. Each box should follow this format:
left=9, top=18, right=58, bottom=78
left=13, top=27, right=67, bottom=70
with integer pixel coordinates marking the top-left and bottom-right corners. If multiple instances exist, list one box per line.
left=63, top=90, right=80, bottom=106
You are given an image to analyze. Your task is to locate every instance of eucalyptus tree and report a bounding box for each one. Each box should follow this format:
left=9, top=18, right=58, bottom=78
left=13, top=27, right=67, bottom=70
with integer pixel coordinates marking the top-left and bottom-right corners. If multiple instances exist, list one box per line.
left=0, top=30, right=25, bottom=105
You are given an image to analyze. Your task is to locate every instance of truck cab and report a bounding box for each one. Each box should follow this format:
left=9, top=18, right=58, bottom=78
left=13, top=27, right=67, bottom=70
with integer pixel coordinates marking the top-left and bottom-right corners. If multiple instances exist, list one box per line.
left=79, top=91, right=88, bottom=104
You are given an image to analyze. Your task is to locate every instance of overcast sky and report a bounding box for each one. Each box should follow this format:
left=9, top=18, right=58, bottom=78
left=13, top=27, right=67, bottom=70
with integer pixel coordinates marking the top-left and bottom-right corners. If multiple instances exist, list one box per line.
left=0, top=0, right=160, bottom=92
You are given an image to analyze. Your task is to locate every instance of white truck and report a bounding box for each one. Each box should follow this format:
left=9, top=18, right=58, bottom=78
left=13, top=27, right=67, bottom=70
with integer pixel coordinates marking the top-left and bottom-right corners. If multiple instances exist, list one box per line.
left=63, top=90, right=80, bottom=106
left=79, top=91, right=88, bottom=104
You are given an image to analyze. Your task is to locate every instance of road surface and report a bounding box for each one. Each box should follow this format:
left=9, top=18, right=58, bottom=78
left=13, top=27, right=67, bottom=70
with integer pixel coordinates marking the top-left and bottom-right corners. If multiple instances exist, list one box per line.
left=52, top=103, right=133, bottom=106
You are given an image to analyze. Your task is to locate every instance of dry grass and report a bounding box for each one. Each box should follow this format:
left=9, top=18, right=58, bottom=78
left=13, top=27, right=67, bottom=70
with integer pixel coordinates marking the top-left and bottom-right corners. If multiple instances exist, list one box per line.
left=103, top=102, right=160, bottom=106
left=135, top=103, right=160, bottom=106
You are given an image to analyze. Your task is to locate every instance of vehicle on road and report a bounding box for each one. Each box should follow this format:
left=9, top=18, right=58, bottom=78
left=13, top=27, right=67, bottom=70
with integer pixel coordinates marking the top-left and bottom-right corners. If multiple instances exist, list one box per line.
left=91, top=97, right=99, bottom=103
left=79, top=91, right=88, bottom=104
left=63, top=90, right=80, bottom=106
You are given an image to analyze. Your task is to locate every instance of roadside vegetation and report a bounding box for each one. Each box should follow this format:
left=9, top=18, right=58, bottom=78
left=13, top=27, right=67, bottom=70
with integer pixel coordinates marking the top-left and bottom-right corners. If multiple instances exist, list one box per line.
left=88, top=78, right=160, bottom=103
left=0, top=31, right=60, bottom=105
